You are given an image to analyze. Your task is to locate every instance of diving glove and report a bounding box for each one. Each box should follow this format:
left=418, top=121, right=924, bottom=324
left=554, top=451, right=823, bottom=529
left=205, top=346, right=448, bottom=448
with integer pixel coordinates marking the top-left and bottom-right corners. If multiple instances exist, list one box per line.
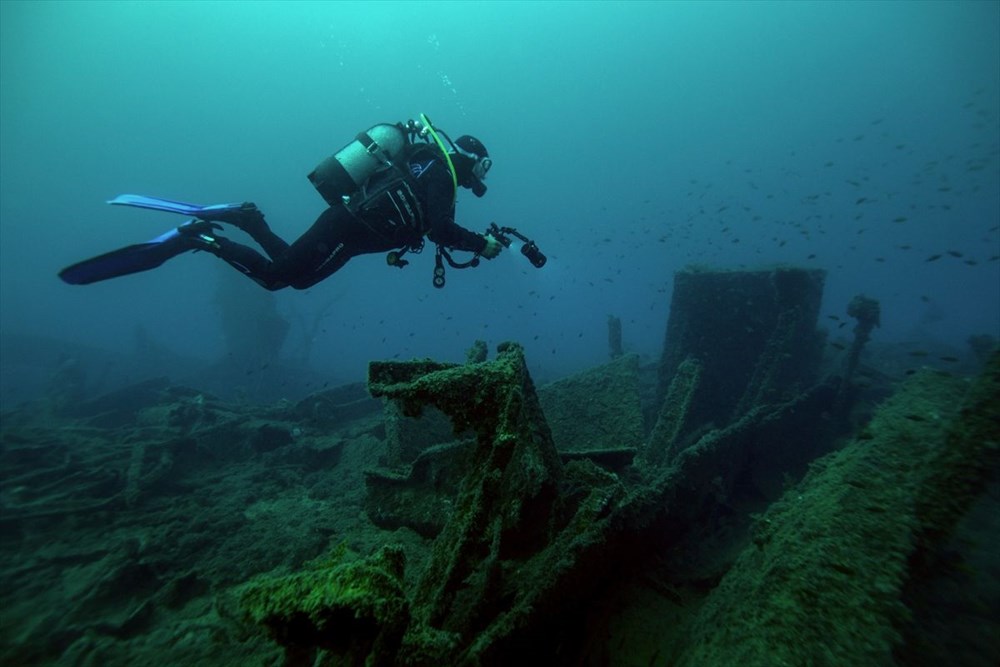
left=481, top=233, right=502, bottom=259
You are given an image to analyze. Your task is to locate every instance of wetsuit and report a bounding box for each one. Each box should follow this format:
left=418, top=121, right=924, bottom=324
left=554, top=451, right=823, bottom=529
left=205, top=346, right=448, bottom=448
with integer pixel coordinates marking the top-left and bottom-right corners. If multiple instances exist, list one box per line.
left=213, top=143, right=487, bottom=290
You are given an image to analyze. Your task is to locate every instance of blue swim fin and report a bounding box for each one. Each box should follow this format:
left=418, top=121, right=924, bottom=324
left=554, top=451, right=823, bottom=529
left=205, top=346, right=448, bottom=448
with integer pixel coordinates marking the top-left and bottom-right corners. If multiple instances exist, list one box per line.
left=108, top=194, right=246, bottom=220
left=59, top=222, right=221, bottom=285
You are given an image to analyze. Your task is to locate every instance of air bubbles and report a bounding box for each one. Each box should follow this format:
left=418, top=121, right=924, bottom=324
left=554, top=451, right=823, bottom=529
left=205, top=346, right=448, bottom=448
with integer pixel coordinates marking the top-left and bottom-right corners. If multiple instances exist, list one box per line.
left=438, top=72, right=458, bottom=95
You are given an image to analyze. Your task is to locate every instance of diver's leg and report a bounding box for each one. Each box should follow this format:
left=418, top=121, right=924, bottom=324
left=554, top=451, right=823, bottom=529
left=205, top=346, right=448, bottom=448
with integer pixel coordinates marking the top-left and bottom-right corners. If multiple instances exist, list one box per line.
left=243, top=223, right=289, bottom=261
left=271, top=206, right=407, bottom=290
left=211, top=238, right=290, bottom=290
left=212, top=206, right=405, bottom=291
left=206, top=206, right=359, bottom=291
left=268, top=206, right=363, bottom=289
left=213, top=204, right=290, bottom=260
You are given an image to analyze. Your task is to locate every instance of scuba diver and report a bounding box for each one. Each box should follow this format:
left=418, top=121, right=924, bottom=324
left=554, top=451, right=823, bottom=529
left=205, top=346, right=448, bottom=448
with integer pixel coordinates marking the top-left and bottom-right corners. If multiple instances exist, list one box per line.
left=59, top=115, right=523, bottom=290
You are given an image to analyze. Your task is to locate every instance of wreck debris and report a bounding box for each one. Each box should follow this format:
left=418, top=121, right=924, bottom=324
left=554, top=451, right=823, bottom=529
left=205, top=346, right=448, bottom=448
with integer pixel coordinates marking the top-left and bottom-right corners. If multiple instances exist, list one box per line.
left=537, top=353, right=645, bottom=454
left=45, top=353, right=86, bottom=416
left=607, top=314, right=623, bottom=359
left=354, top=331, right=843, bottom=663
left=240, top=545, right=410, bottom=666
left=364, top=352, right=644, bottom=539
left=967, top=333, right=998, bottom=365
left=844, top=293, right=881, bottom=384
left=380, top=399, right=459, bottom=470
left=358, top=344, right=655, bottom=663
left=465, top=339, right=488, bottom=364
left=368, top=344, right=562, bottom=635
left=363, top=440, right=474, bottom=538
left=657, top=267, right=826, bottom=445
left=910, top=351, right=1000, bottom=568
left=290, top=382, right=382, bottom=428
left=642, top=357, right=703, bottom=467
left=6, top=257, right=996, bottom=665
left=342, top=268, right=842, bottom=663
left=674, top=353, right=1000, bottom=666
left=831, top=293, right=882, bottom=418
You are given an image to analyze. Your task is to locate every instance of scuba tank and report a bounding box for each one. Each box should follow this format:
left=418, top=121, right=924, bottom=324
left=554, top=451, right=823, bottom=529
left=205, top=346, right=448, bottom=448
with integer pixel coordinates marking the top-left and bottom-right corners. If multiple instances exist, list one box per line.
left=307, top=123, right=407, bottom=208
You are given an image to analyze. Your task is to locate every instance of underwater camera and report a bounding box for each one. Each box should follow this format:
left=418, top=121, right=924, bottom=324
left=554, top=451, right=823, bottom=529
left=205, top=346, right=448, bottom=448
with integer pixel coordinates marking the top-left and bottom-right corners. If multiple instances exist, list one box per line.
left=488, top=222, right=547, bottom=268
left=390, top=221, right=547, bottom=289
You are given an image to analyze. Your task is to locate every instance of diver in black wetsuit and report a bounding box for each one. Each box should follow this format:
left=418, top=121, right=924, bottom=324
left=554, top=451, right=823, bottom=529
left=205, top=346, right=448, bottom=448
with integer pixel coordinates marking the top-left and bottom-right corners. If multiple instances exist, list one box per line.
left=184, top=132, right=500, bottom=291
left=57, top=118, right=510, bottom=289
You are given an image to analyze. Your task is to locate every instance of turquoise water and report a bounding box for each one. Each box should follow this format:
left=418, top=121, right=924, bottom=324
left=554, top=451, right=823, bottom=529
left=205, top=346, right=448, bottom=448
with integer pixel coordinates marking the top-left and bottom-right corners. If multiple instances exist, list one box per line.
left=1, top=1, right=996, bottom=396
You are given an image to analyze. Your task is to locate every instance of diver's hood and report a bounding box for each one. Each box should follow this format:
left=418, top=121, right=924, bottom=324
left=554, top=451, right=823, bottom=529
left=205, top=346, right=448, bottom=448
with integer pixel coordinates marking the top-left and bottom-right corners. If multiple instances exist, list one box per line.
left=454, top=135, right=490, bottom=198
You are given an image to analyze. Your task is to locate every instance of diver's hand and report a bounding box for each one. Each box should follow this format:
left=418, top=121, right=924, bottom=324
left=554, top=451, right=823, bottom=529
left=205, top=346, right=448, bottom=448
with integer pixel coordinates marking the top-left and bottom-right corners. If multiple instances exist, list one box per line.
left=481, top=234, right=502, bottom=259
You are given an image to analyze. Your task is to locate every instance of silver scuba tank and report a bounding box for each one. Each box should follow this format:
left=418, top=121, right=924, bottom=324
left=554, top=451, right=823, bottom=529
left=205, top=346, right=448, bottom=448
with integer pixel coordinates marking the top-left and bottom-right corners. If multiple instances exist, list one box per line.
left=308, top=123, right=407, bottom=207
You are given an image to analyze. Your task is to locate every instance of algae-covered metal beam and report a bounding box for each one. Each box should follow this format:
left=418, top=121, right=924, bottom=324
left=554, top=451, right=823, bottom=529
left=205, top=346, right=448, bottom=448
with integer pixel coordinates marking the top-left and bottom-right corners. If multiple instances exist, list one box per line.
left=370, top=342, right=563, bottom=636
left=672, top=354, right=1000, bottom=666
left=643, top=356, right=703, bottom=467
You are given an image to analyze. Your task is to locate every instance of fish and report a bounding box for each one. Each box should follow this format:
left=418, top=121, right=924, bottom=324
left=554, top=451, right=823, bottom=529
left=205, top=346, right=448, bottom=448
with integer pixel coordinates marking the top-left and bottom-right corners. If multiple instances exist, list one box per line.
left=925, top=254, right=942, bottom=262
left=892, top=217, right=908, bottom=223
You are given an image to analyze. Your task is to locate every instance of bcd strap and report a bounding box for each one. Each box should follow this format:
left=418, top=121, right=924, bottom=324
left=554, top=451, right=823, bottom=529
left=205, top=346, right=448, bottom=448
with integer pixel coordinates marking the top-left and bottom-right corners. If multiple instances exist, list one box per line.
left=356, top=131, right=390, bottom=165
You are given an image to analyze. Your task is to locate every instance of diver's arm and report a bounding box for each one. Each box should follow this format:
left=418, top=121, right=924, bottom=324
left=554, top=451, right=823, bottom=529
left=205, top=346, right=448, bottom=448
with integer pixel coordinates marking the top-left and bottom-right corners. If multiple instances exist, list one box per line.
left=422, top=161, right=488, bottom=253
left=428, top=216, right=488, bottom=253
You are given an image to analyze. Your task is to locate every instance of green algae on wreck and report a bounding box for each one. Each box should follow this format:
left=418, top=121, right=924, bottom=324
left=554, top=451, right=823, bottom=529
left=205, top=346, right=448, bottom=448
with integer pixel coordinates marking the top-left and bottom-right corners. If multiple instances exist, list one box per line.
left=673, top=356, right=1000, bottom=666
left=240, top=545, right=410, bottom=663
left=537, top=353, right=645, bottom=453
